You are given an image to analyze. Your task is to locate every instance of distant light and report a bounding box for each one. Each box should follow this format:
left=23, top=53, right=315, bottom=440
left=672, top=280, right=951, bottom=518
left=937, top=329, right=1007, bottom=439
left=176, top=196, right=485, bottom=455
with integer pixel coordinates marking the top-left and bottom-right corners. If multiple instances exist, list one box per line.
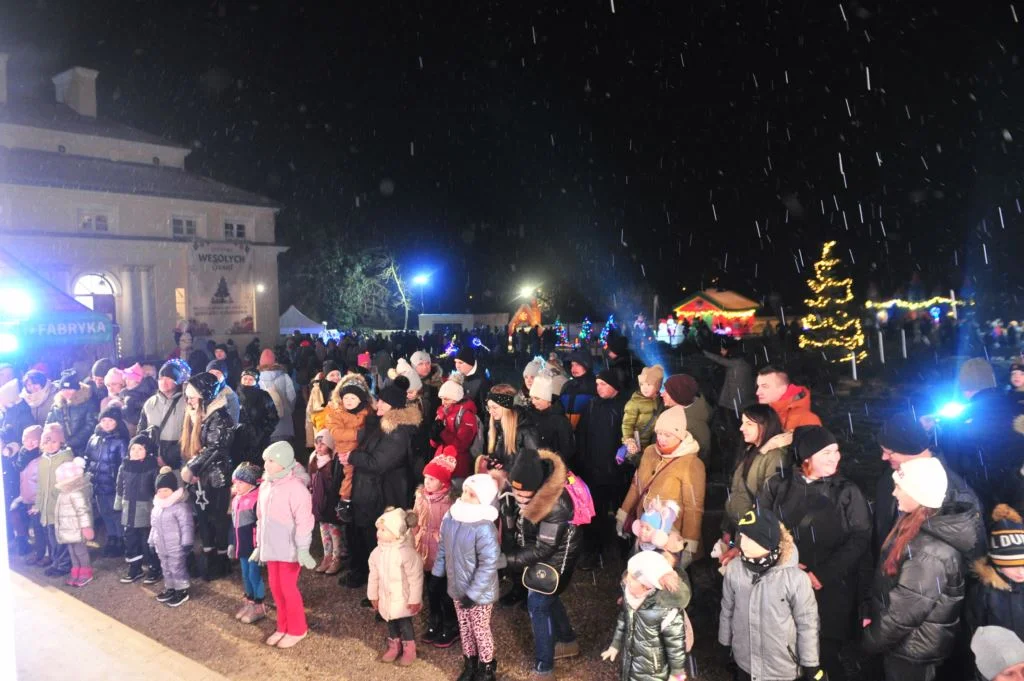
left=937, top=401, right=966, bottom=419
left=0, top=288, right=33, bottom=319
left=0, top=333, right=17, bottom=354
left=255, top=283, right=266, bottom=293
left=519, top=285, right=535, bottom=298
left=412, top=274, right=430, bottom=286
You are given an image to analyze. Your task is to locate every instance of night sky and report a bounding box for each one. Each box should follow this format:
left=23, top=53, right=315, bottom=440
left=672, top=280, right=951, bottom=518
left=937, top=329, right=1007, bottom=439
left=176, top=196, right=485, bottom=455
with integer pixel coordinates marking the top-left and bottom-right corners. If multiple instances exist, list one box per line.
left=2, top=1, right=1022, bottom=319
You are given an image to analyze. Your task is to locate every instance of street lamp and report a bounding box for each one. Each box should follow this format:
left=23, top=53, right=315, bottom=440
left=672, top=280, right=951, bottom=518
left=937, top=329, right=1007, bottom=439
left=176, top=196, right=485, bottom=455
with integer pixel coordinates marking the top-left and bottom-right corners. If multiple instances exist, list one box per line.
left=519, top=284, right=536, bottom=299
left=412, top=273, right=430, bottom=312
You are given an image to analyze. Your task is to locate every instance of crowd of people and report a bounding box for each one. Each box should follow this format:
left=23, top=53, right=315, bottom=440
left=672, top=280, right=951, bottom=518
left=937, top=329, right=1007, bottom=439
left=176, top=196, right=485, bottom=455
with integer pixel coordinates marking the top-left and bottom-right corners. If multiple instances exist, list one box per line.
left=2, top=335, right=1024, bottom=681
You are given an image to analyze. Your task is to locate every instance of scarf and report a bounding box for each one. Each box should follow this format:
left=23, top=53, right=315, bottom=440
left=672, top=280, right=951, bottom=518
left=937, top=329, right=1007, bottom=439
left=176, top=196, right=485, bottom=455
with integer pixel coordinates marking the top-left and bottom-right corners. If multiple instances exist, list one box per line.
left=425, top=487, right=450, bottom=504
left=741, top=547, right=781, bottom=581
left=624, top=585, right=655, bottom=611
left=450, top=498, right=498, bottom=523
left=21, top=384, right=51, bottom=409
left=315, top=453, right=332, bottom=469
left=266, top=466, right=291, bottom=481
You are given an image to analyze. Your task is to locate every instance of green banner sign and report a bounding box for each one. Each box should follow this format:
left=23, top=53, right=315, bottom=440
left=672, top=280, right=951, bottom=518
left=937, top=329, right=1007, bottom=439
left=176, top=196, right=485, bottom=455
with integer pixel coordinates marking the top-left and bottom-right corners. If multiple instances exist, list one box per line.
left=19, top=311, right=113, bottom=346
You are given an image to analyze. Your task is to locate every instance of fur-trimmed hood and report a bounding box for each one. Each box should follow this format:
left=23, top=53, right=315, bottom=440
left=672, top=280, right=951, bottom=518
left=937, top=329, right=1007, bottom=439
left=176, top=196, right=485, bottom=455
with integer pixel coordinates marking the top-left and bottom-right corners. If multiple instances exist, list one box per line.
left=772, top=524, right=798, bottom=570
left=54, top=383, right=94, bottom=408
left=972, top=557, right=1016, bottom=592
left=203, top=393, right=228, bottom=418
left=380, top=403, right=423, bottom=434
left=520, top=448, right=568, bottom=525
left=423, top=364, right=445, bottom=389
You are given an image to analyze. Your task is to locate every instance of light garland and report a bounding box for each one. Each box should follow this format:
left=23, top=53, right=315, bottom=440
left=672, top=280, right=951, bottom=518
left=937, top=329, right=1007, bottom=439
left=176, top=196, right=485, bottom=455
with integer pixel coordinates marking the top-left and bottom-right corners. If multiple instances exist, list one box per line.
left=865, top=296, right=968, bottom=310
left=575, top=317, right=593, bottom=348
left=675, top=308, right=757, bottom=320
left=599, top=314, right=616, bottom=348
left=799, top=241, right=867, bottom=361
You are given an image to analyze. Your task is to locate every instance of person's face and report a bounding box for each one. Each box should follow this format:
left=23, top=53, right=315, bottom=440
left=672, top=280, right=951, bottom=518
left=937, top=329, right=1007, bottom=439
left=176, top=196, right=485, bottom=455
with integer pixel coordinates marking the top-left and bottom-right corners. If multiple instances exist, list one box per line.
left=156, top=487, right=174, bottom=500
left=656, top=431, right=682, bottom=451
left=755, top=373, right=787, bottom=404
left=639, top=382, right=658, bottom=398
left=636, top=520, right=657, bottom=545
left=107, top=377, right=125, bottom=394
left=341, top=393, right=361, bottom=411
left=999, top=566, right=1024, bottom=584
left=460, top=485, right=479, bottom=504
left=325, top=370, right=342, bottom=383
left=185, top=385, right=201, bottom=410
left=25, top=379, right=43, bottom=394
left=487, top=400, right=504, bottom=421
left=314, top=440, right=332, bottom=457
left=524, top=375, right=535, bottom=390
left=415, top=361, right=431, bottom=378
left=124, top=376, right=141, bottom=390
left=739, top=414, right=762, bottom=446
left=99, top=417, right=117, bottom=433
left=1012, top=370, right=1024, bottom=389
left=808, top=444, right=841, bottom=479
left=424, top=475, right=443, bottom=494
left=60, top=388, right=76, bottom=401
left=995, top=662, right=1024, bottom=681
left=624, top=572, right=652, bottom=598
left=240, top=374, right=257, bottom=387
left=739, top=534, right=769, bottom=559
left=158, top=376, right=177, bottom=394
left=661, top=390, right=677, bottom=407
left=214, top=349, right=227, bottom=361
left=531, top=396, right=551, bottom=411
left=40, top=435, right=61, bottom=454
left=881, top=447, right=920, bottom=471
left=406, top=389, right=419, bottom=401
left=231, top=480, right=255, bottom=497
left=454, top=359, right=470, bottom=374
left=93, top=375, right=105, bottom=388
left=22, top=434, right=40, bottom=450
left=570, top=362, right=586, bottom=378
left=129, top=443, right=147, bottom=461
left=893, top=484, right=921, bottom=513
left=376, top=401, right=392, bottom=417
left=441, top=397, right=456, bottom=409
left=264, top=459, right=283, bottom=475
left=596, top=379, right=618, bottom=399
left=513, top=488, right=535, bottom=507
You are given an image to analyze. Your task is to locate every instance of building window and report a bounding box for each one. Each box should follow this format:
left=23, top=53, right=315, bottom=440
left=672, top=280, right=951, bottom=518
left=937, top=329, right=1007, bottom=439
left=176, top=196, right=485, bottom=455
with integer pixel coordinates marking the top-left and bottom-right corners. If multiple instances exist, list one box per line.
left=73, top=273, right=116, bottom=318
left=224, top=220, right=247, bottom=241
left=79, top=211, right=110, bottom=232
left=171, top=215, right=197, bottom=239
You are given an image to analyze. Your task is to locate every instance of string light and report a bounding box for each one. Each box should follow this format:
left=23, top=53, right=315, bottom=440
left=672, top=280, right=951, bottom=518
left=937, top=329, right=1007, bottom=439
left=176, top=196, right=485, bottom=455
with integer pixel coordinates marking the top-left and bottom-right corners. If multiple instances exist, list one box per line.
left=675, top=308, right=757, bottom=320
left=865, top=296, right=968, bottom=310
left=799, top=241, right=867, bottom=361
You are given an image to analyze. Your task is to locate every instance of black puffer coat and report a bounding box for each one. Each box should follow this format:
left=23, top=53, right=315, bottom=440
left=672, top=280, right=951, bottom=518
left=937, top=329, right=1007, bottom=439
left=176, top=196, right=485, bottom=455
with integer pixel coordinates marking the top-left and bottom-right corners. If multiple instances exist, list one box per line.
left=46, top=383, right=99, bottom=455
left=114, top=449, right=159, bottom=529
left=862, top=501, right=978, bottom=663
left=348, top=404, right=420, bottom=528
left=609, top=586, right=690, bottom=681
left=967, top=558, right=1024, bottom=639
left=182, top=395, right=234, bottom=490
left=120, top=376, right=157, bottom=430
left=575, top=392, right=628, bottom=487
left=758, top=469, right=872, bottom=640
left=505, top=449, right=583, bottom=595
left=530, top=401, right=574, bottom=465
left=237, top=384, right=279, bottom=457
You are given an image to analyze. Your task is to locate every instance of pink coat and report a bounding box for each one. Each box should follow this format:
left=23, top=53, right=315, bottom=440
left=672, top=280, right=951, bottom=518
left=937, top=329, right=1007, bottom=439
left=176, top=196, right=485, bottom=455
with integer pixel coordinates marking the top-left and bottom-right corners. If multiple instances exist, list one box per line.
left=412, top=486, right=453, bottom=571
left=19, top=457, right=40, bottom=505
left=254, top=469, right=314, bottom=563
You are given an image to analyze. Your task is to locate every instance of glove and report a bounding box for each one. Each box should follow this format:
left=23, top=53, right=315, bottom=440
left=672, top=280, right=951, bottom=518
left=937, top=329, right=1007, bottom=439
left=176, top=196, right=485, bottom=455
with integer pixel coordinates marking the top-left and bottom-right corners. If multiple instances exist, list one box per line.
left=82, top=527, right=95, bottom=541
left=802, top=667, right=826, bottom=681
left=297, top=547, right=317, bottom=570
left=601, top=647, right=618, bottom=662
left=496, top=553, right=508, bottom=569
left=615, top=509, right=628, bottom=538
left=249, top=547, right=261, bottom=563
left=429, top=419, right=445, bottom=443
left=180, top=466, right=194, bottom=484
left=227, top=544, right=236, bottom=560
left=459, top=595, right=476, bottom=608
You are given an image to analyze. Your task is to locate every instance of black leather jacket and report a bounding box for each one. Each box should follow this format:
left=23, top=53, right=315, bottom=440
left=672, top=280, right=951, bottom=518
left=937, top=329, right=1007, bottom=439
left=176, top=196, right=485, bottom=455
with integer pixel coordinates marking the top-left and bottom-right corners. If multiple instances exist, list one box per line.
left=238, top=385, right=280, bottom=455
left=184, top=402, right=234, bottom=490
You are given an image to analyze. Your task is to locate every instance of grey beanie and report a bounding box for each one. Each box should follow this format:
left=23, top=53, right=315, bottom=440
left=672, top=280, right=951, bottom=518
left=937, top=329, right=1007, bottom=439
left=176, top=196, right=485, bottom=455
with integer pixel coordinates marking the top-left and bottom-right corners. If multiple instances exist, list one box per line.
left=972, top=626, right=1024, bottom=680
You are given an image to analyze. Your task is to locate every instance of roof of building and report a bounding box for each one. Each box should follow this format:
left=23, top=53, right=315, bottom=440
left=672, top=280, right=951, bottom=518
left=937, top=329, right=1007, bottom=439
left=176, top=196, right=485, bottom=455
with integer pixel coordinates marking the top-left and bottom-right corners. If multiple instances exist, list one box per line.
left=0, top=146, right=279, bottom=208
left=673, top=289, right=760, bottom=312
left=0, top=99, right=188, bottom=150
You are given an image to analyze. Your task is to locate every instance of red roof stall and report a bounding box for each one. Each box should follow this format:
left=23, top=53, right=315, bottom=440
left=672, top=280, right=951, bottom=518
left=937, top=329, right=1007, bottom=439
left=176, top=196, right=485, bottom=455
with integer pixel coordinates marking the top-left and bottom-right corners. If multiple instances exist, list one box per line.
left=672, top=289, right=759, bottom=337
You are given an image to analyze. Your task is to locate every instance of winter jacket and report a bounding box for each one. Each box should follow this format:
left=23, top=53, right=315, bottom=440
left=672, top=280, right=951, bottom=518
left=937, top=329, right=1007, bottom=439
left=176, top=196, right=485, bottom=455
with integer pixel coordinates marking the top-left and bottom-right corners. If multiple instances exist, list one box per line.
left=253, top=466, right=314, bottom=563
left=138, top=389, right=186, bottom=468
left=238, top=384, right=279, bottom=457
left=182, top=395, right=234, bottom=491
left=621, top=439, right=705, bottom=555
left=348, top=404, right=420, bottom=527
left=724, top=447, right=789, bottom=531
left=505, top=449, right=583, bottom=595
left=862, top=500, right=977, bottom=663
left=258, top=365, right=297, bottom=440
left=967, top=559, right=1024, bottom=639
left=413, top=485, right=454, bottom=571
left=308, top=455, right=343, bottom=524
left=768, top=385, right=822, bottom=431
left=368, top=533, right=424, bottom=621
left=149, top=488, right=195, bottom=555
left=479, top=410, right=539, bottom=473
left=304, top=378, right=334, bottom=447
left=231, top=486, right=258, bottom=558
left=21, top=381, right=57, bottom=426
left=45, top=384, right=99, bottom=455
left=719, top=526, right=820, bottom=681
left=430, top=399, right=478, bottom=478
left=325, top=402, right=369, bottom=455
left=15, top=446, right=41, bottom=505
left=703, top=351, right=754, bottom=410
left=1, top=399, right=34, bottom=454
left=460, top=363, right=492, bottom=416
left=55, top=474, right=93, bottom=544
left=610, top=586, right=689, bottom=681
left=683, top=394, right=712, bottom=462
left=576, top=392, right=628, bottom=486
left=530, top=400, right=574, bottom=464
left=432, top=509, right=501, bottom=605
left=561, top=373, right=596, bottom=430
left=34, top=447, right=73, bottom=526
left=621, top=392, right=663, bottom=449
left=114, top=452, right=159, bottom=529
left=119, top=376, right=157, bottom=433
left=407, top=400, right=433, bottom=486
left=84, top=426, right=128, bottom=497
left=757, top=469, right=872, bottom=640
left=1, top=451, right=18, bottom=507
left=220, top=385, right=241, bottom=425
left=609, top=353, right=642, bottom=396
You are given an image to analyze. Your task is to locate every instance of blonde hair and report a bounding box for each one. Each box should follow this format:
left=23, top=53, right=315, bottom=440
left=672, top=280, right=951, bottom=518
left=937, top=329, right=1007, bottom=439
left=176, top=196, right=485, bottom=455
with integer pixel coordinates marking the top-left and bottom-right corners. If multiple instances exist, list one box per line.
left=487, top=384, right=519, bottom=457
left=179, top=386, right=204, bottom=461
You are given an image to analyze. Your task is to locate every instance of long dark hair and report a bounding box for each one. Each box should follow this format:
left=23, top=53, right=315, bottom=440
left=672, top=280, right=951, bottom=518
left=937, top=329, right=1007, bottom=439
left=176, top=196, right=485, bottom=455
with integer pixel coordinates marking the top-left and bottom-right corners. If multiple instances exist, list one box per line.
left=882, top=505, right=937, bottom=577
left=735, top=404, right=784, bottom=478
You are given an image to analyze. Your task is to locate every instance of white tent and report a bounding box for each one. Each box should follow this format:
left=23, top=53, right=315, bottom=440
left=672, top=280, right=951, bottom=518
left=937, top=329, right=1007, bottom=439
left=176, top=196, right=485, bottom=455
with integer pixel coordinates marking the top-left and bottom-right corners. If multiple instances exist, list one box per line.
left=278, top=305, right=324, bottom=335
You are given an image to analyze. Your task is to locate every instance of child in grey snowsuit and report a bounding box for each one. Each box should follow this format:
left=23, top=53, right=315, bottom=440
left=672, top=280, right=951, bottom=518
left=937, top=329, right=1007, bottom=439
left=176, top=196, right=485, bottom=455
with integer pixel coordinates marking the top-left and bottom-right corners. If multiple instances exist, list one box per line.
left=149, top=466, right=195, bottom=607
left=114, top=432, right=160, bottom=583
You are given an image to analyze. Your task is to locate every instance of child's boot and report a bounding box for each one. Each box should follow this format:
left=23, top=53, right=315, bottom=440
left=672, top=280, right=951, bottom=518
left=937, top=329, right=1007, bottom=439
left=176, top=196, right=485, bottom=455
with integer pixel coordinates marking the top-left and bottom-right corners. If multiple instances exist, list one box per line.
left=324, top=555, right=342, bottom=575
left=433, top=625, right=460, bottom=648
left=241, top=599, right=266, bottom=624
left=379, top=637, right=401, bottom=663
left=65, top=567, right=79, bottom=586
left=422, top=612, right=442, bottom=645
left=475, top=659, right=497, bottom=681
left=457, top=656, right=478, bottom=681
left=166, top=589, right=189, bottom=607
left=235, top=598, right=253, bottom=620
left=75, top=567, right=94, bottom=587
left=120, top=559, right=143, bottom=583
left=397, top=640, right=416, bottom=667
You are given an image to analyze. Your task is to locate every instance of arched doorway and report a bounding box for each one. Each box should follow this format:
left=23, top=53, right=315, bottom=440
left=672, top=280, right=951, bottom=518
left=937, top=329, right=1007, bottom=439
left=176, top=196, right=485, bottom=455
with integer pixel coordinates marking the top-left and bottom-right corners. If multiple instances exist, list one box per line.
left=73, top=273, right=117, bottom=321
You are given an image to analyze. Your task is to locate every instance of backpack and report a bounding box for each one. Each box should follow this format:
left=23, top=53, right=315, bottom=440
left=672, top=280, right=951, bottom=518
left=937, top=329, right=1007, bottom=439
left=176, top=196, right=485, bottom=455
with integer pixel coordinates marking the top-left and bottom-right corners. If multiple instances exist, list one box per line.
left=454, top=407, right=485, bottom=459
left=564, top=470, right=596, bottom=526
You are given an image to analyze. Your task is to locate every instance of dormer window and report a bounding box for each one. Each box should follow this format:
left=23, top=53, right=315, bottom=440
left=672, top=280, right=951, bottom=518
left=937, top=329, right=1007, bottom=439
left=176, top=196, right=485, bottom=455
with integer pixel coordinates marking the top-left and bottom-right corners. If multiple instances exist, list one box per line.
left=171, top=215, right=197, bottom=239
left=224, top=220, right=247, bottom=241
left=79, top=210, right=110, bottom=232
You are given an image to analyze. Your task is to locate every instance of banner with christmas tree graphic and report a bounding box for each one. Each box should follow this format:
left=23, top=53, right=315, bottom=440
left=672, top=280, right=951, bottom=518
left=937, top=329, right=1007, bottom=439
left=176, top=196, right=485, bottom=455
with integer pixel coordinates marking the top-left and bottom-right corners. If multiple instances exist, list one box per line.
left=187, top=240, right=256, bottom=336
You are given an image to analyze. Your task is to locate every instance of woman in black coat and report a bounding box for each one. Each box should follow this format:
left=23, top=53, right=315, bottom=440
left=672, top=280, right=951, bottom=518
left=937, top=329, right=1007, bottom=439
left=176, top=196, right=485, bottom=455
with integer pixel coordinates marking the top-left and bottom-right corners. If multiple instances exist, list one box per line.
left=237, top=369, right=280, bottom=464
left=757, top=426, right=871, bottom=681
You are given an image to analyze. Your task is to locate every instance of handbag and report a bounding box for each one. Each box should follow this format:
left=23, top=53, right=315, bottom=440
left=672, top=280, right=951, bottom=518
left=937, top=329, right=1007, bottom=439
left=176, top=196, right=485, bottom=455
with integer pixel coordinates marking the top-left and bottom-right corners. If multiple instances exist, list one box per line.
left=522, top=562, right=559, bottom=595
left=622, top=457, right=686, bottom=535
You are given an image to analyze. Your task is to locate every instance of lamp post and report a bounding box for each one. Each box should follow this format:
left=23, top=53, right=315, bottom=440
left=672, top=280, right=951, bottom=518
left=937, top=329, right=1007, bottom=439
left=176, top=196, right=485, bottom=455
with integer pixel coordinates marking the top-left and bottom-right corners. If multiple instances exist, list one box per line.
left=412, top=274, right=430, bottom=313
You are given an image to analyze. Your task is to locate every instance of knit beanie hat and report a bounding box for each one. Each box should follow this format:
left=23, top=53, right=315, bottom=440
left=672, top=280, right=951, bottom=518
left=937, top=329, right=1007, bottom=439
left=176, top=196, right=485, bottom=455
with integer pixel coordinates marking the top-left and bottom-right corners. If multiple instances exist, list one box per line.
left=263, top=440, right=296, bottom=469
left=736, top=507, right=782, bottom=552
left=314, top=428, right=335, bottom=451
left=972, top=626, right=1024, bottom=681
left=104, top=367, right=125, bottom=387
left=596, top=369, right=622, bottom=393
left=959, top=358, right=997, bottom=394
left=438, top=373, right=465, bottom=401
left=122, top=362, right=145, bottom=384
left=510, top=448, right=548, bottom=493
left=91, top=358, right=113, bottom=379
left=158, top=359, right=190, bottom=385
left=322, top=360, right=340, bottom=377
left=206, top=359, right=228, bottom=377
left=877, top=412, right=930, bottom=455
left=627, top=550, right=674, bottom=590
left=0, top=379, right=19, bottom=406
left=128, top=431, right=157, bottom=459
left=567, top=350, right=592, bottom=371
left=155, top=465, right=179, bottom=492
left=792, top=425, right=838, bottom=463
left=422, top=448, right=458, bottom=488
left=379, top=375, right=409, bottom=409
left=463, top=473, right=499, bottom=507
left=607, top=334, right=629, bottom=356
left=663, top=374, right=698, bottom=406
left=654, top=405, right=689, bottom=440
left=232, top=462, right=261, bottom=487
left=639, top=365, right=665, bottom=391
left=988, top=505, right=1024, bottom=567
left=550, top=374, right=569, bottom=396
left=523, top=357, right=545, bottom=379
left=259, top=348, right=278, bottom=368
left=357, top=351, right=371, bottom=369
left=529, top=374, right=554, bottom=402
left=455, top=346, right=476, bottom=366
left=241, top=367, right=260, bottom=382
left=390, top=358, right=422, bottom=392
left=376, top=507, right=417, bottom=540
left=41, top=422, right=65, bottom=445
left=57, top=369, right=80, bottom=390
left=893, top=456, right=948, bottom=509
left=99, top=403, right=125, bottom=425
left=410, top=350, right=432, bottom=367
left=1012, top=361, right=1024, bottom=376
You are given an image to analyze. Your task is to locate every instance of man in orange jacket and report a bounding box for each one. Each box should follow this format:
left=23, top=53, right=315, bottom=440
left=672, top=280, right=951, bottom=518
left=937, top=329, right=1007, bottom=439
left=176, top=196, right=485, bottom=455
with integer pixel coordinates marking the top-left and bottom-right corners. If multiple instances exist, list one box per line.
left=755, top=366, right=822, bottom=431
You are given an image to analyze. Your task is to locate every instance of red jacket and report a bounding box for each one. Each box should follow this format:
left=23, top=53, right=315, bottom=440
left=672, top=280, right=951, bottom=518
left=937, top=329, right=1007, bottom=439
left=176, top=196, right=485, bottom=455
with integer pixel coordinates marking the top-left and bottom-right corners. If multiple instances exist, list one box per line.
left=770, top=384, right=822, bottom=431
left=429, top=400, right=478, bottom=478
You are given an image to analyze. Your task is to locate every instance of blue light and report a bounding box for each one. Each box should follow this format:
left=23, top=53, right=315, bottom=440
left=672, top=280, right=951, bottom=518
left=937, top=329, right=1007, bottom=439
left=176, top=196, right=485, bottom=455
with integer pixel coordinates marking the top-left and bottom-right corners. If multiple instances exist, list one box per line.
left=0, top=333, right=18, bottom=354
left=937, top=401, right=966, bottom=419
left=0, top=288, right=33, bottom=319
left=412, top=274, right=430, bottom=286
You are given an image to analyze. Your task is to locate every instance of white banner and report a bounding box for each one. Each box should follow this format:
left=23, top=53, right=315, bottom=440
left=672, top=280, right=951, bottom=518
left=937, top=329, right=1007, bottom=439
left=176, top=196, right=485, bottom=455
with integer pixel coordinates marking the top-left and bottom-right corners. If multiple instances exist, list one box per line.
left=187, top=240, right=256, bottom=336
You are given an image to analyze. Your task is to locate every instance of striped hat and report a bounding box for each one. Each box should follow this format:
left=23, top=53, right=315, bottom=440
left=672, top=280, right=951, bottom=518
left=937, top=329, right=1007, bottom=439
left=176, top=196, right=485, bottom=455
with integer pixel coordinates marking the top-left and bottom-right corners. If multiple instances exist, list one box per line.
left=988, top=504, right=1024, bottom=567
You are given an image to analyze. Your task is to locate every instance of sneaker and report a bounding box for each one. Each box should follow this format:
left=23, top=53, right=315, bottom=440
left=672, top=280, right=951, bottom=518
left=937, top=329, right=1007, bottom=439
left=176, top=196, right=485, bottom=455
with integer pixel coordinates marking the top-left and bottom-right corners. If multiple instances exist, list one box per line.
left=554, top=639, right=580, bottom=660
left=276, top=631, right=307, bottom=648
left=74, top=568, right=94, bottom=587
left=142, top=570, right=163, bottom=585
left=235, top=600, right=253, bottom=620
left=240, top=602, right=266, bottom=624
left=432, top=629, right=460, bottom=649
left=119, top=565, right=143, bottom=583
left=155, top=589, right=176, bottom=603
left=166, top=589, right=190, bottom=607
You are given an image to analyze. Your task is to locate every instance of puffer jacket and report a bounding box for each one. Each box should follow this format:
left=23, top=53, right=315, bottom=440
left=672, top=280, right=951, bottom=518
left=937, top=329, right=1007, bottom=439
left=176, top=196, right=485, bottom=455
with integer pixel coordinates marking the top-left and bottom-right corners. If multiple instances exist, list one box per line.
left=460, top=363, right=492, bottom=416
left=238, top=384, right=279, bottom=456
left=368, top=532, right=424, bottom=621
left=430, top=399, right=478, bottom=479
left=621, top=391, right=663, bottom=448
left=862, top=500, right=977, bottom=663
left=182, top=395, right=234, bottom=490
left=758, top=468, right=872, bottom=641
left=561, top=372, right=596, bottom=430
left=114, top=450, right=159, bottom=528
left=719, top=526, right=820, bottom=680
left=769, top=385, right=822, bottom=431
left=576, top=392, right=628, bottom=486
left=148, top=488, right=195, bottom=555
left=723, top=446, right=789, bottom=530
left=253, top=466, right=314, bottom=563
left=84, top=426, right=128, bottom=497
left=55, top=473, right=93, bottom=544
left=231, top=486, right=258, bottom=558
left=34, top=447, right=74, bottom=526
left=15, top=446, right=41, bottom=505
left=325, top=402, right=370, bottom=456
left=413, top=485, right=455, bottom=571
left=610, top=585, right=689, bottom=681
left=505, top=449, right=583, bottom=595
left=308, top=455, right=343, bottom=524
left=46, top=383, right=98, bottom=455
left=967, top=558, right=1024, bottom=639
left=530, top=400, right=574, bottom=464
left=120, top=376, right=157, bottom=433
left=220, top=385, right=241, bottom=425
left=432, top=506, right=501, bottom=605
left=258, top=365, right=296, bottom=440
left=683, top=394, right=712, bottom=462
left=348, top=404, right=420, bottom=528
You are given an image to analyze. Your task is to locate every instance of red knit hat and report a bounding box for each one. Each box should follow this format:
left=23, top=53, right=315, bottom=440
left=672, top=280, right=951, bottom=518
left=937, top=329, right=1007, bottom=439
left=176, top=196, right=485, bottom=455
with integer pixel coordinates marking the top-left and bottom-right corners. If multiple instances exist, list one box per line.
left=423, top=448, right=458, bottom=488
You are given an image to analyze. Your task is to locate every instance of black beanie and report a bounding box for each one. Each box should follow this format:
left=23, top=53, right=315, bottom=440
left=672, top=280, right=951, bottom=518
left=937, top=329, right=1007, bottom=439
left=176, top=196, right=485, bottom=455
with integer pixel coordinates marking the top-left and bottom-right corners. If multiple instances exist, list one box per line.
left=510, top=448, right=548, bottom=493
left=379, top=375, right=409, bottom=409
left=322, top=360, right=340, bottom=376
left=91, top=358, right=113, bottom=378
left=877, top=412, right=930, bottom=455
left=596, top=369, right=622, bottom=393
left=792, top=425, right=838, bottom=463
left=736, top=507, right=781, bottom=552
left=155, top=465, right=179, bottom=492
left=455, top=346, right=476, bottom=366
left=607, top=334, right=629, bottom=356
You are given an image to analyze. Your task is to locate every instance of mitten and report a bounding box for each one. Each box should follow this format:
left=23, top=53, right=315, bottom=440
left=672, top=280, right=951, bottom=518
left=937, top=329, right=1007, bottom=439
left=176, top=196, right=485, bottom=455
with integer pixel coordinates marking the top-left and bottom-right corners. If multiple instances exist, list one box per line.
left=459, top=595, right=475, bottom=608
left=227, top=544, right=236, bottom=560
left=82, top=527, right=95, bottom=541
left=297, top=547, right=317, bottom=570
left=249, top=547, right=261, bottom=563
left=615, top=509, right=628, bottom=538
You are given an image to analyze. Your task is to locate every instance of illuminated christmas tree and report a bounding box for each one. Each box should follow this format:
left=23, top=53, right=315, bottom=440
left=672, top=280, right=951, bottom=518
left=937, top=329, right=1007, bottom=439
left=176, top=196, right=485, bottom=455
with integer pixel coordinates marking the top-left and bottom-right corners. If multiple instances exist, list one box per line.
left=599, top=315, right=616, bottom=347
left=575, top=317, right=593, bottom=347
left=553, top=317, right=570, bottom=348
left=799, top=240, right=866, bottom=361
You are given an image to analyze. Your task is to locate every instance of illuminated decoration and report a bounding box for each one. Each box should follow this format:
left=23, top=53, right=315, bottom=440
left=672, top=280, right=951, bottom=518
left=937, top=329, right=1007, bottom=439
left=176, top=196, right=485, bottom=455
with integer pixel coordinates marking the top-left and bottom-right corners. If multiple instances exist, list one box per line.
left=799, top=241, right=867, bottom=361
left=672, top=289, right=758, bottom=336
left=553, top=317, right=570, bottom=349
left=439, top=339, right=459, bottom=359
left=937, top=401, right=966, bottom=419
left=575, top=317, right=593, bottom=347
left=471, top=337, right=491, bottom=352
left=865, top=296, right=968, bottom=311
left=507, top=298, right=543, bottom=335
left=599, top=315, right=617, bottom=347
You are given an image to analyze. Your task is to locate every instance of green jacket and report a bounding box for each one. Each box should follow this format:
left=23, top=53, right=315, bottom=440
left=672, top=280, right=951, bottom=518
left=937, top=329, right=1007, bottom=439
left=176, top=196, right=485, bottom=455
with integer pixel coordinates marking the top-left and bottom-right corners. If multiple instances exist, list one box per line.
left=610, top=584, right=690, bottom=681
left=34, top=447, right=74, bottom=527
left=683, top=395, right=712, bottom=461
left=622, top=392, right=663, bottom=448
left=723, top=446, right=789, bottom=531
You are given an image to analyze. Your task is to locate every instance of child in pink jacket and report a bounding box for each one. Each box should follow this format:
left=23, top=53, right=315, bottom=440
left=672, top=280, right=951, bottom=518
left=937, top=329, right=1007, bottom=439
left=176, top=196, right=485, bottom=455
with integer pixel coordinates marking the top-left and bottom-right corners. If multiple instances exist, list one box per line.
left=413, top=450, right=458, bottom=647
left=369, top=507, right=424, bottom=666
